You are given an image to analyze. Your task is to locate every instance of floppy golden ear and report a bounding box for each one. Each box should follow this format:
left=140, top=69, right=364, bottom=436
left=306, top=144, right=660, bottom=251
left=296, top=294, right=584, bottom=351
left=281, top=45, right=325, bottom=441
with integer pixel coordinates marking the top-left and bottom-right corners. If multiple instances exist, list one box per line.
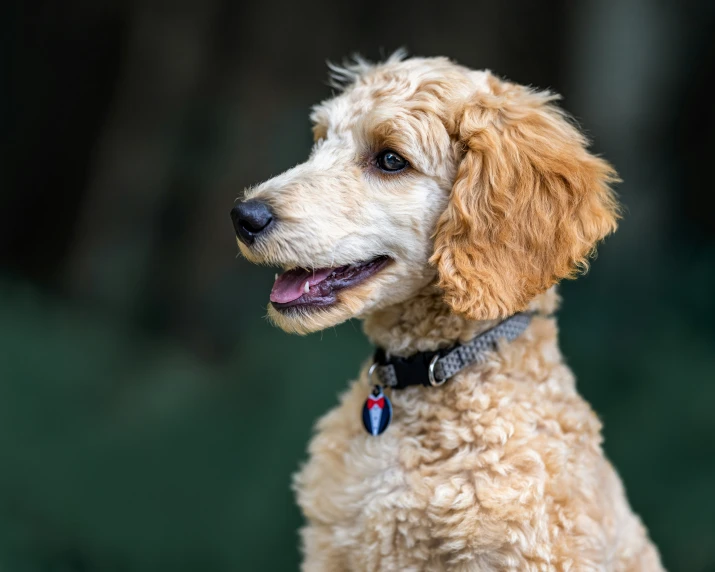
left=432, top=78, right=620, bottom=320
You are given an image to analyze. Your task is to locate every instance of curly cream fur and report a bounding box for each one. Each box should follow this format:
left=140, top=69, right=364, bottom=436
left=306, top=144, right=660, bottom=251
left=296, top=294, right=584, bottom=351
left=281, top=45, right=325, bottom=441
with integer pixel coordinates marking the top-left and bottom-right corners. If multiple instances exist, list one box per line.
left=296, top=308, right=662, bottom=571
left=237, top=54, right=663, bottom=571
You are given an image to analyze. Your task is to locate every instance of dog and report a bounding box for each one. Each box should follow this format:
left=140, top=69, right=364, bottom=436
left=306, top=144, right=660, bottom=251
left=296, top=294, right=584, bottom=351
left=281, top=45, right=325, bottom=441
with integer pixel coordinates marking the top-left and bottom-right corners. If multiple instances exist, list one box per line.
left=232, top=53, right=664, bottom=571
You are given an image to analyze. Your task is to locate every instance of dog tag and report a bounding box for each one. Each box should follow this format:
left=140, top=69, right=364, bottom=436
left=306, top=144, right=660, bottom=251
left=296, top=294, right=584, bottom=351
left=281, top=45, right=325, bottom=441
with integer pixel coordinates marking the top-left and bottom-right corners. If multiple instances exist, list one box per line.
left=362, top=385, right=392, bottom=436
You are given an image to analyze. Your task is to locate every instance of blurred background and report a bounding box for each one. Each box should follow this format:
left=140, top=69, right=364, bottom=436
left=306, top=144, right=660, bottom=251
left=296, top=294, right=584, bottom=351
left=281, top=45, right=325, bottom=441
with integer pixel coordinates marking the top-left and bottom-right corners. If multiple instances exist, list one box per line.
left=1, top=0, right=714, bottom=570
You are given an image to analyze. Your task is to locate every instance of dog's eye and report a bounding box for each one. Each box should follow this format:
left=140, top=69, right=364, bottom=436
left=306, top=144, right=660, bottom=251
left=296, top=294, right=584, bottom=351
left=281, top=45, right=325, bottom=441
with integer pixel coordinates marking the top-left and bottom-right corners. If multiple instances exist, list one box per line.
left=376, top=150, right=407, bottom=172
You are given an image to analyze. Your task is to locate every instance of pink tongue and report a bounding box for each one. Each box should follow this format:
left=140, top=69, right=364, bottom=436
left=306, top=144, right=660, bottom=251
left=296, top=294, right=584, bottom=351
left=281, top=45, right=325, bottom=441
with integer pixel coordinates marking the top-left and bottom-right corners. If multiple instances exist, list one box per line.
left=270, top=267, right=335, bottom=303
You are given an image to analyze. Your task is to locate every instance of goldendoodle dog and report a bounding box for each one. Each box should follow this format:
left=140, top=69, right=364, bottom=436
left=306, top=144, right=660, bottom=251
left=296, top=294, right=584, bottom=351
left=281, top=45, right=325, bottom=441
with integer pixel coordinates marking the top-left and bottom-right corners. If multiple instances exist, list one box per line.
left=232, top=53, right=663, bottom=571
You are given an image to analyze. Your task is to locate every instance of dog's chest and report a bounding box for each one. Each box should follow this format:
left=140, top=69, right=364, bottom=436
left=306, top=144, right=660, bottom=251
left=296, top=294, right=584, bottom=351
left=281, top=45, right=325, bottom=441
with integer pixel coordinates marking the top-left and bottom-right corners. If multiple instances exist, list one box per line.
left=292, top=366, right=629, bottom=571
left=294, top=382, right=449, bottom=569
left=293, top=376, right=553, bottom=569
left=295, top=381, right=409, bottom=521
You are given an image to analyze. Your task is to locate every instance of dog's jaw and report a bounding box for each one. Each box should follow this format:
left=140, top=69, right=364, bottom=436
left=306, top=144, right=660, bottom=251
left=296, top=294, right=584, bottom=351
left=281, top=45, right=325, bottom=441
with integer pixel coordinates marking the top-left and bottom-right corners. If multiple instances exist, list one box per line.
left=266, top=301, right=354, bottom=335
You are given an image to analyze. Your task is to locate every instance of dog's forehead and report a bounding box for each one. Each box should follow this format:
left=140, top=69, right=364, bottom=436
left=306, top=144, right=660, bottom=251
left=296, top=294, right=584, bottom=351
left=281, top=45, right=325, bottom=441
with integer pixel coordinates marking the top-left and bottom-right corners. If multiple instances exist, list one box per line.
left=312, top=59, right=492, bottom=135
left=311, top=85, right=406, bottom=136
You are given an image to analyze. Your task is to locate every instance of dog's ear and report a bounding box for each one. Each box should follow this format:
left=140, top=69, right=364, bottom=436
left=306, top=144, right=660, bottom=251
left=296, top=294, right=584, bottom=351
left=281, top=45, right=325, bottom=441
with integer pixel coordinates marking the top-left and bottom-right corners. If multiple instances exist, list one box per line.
left=432, top=76, right=620, bottom=320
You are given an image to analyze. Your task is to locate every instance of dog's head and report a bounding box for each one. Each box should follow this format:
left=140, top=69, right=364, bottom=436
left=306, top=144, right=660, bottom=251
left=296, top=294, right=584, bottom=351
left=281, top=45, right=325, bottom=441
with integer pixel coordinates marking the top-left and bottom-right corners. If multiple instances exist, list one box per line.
left=232, top=54, right=619, bottom=335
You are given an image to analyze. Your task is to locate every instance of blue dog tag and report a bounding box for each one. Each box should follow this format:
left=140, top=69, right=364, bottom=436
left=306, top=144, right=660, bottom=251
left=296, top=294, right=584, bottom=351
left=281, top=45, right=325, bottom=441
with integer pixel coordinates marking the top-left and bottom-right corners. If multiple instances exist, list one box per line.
left=362, top=385, right=392, bottom=436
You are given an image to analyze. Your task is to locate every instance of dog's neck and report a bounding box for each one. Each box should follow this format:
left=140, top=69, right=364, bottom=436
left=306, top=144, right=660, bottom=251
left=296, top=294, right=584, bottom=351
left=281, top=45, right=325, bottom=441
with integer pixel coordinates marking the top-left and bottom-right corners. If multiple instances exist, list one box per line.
left=363, top=285, right=559, bottom=357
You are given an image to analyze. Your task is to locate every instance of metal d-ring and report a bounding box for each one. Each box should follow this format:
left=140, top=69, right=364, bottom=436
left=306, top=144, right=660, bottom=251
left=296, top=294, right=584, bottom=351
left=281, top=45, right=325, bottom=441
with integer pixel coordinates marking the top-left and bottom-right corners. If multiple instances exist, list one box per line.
left=428, top=354, right=447, bottom=387
left=368, top=362, right=379, bottom=384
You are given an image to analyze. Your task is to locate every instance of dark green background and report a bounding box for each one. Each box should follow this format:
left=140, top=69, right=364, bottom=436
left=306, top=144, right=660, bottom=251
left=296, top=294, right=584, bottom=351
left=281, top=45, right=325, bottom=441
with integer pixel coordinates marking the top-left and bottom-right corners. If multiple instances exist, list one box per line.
left=2, top=1, right=714, bottom=570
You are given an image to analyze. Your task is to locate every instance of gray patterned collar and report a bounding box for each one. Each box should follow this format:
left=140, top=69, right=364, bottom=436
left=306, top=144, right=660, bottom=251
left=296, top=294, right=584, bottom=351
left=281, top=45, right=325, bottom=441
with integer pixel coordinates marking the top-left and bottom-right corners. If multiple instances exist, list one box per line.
left=369, top=312, right=534, bottom=390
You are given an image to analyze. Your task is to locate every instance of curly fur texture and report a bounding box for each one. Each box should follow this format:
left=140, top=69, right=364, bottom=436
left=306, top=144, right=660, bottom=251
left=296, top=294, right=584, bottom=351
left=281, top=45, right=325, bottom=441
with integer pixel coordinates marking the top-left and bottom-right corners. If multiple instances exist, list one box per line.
left=297, top=311, right=662, bottom=571
left=433, top=78, right=621, bottom=320
left=236, top=54, right=663, bottom=571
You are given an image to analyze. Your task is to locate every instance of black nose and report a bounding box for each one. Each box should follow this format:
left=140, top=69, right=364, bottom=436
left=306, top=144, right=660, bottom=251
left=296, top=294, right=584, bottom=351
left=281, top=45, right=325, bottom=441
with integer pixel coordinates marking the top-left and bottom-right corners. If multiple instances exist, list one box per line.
left=231, top=200, right=274, bottom=245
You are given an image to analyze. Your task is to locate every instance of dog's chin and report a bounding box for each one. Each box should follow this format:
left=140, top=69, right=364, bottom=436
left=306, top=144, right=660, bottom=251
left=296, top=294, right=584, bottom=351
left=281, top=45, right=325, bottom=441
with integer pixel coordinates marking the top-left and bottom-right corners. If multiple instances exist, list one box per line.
left=266, top=298, right=359, bottom=335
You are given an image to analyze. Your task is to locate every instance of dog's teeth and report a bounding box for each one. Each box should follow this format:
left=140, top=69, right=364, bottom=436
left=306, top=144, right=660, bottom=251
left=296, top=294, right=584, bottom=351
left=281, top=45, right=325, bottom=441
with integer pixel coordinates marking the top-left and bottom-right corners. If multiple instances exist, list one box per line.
left=304, top=281, right=310, bottom=294
left=274, top=273, right=278, bottom=280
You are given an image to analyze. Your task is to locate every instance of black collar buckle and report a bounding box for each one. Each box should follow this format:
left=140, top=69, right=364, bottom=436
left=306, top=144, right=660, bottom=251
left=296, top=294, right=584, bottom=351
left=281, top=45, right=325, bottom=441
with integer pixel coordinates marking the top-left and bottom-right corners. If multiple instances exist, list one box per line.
left=372, top=346, right=450, bottom=389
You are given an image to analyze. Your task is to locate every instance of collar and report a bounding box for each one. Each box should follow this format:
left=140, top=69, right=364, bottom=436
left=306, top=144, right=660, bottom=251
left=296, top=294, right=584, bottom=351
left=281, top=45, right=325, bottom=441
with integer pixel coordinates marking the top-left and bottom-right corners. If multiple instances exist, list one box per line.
left=369, top=312, right=533, bottom=389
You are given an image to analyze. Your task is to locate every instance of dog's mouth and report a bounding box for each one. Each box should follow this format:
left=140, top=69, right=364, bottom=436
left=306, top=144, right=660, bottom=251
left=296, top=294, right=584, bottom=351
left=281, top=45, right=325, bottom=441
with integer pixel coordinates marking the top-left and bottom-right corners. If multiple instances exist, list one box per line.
left=270, top=256, right=392, bottom=311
